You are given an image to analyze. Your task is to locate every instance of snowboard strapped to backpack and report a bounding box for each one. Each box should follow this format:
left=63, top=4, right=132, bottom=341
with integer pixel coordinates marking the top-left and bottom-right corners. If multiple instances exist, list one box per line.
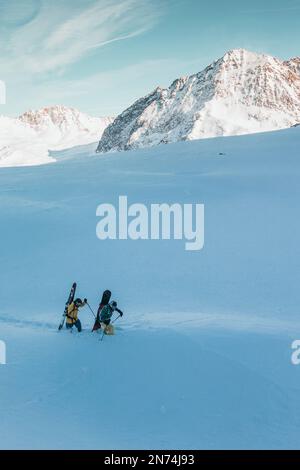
left=92, top=290, right=112, bottom=332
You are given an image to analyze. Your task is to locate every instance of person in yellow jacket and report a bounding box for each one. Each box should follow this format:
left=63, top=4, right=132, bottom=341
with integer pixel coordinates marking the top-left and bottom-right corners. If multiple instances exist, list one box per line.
left=66, top=298, right=87, bottom=332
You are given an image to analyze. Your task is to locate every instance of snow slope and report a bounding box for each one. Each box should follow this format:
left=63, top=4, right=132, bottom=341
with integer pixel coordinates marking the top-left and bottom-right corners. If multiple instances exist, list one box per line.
left=0, top=127, right=300, bottom=449
left=97, top=49, right=300, bottom=152
left=0, top=106, right=113, bottom=168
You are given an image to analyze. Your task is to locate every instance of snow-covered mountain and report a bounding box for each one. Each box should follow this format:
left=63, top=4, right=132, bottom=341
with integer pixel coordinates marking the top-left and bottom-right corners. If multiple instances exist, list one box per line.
left=97, top=48, right=300, bottom=153
left=19, top=105, right=114, bottom=151
left=0, top=116, right=53, bottom=168
left=0, top=106, right=113, bottom=167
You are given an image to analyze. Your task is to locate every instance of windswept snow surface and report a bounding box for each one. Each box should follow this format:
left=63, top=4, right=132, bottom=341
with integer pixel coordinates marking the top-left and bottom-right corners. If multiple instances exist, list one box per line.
left=1, top=128, right=300, bottom=449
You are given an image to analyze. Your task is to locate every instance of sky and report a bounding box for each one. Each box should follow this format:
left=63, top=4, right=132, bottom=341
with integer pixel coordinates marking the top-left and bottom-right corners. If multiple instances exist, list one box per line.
left=0, top=0, right=300, bottom=118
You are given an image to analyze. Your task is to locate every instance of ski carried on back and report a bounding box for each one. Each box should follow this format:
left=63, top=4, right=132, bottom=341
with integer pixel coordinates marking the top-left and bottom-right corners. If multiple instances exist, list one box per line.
left=58, top=282, right=77, bottom=331
left=92, top=290, right=112, bottom=332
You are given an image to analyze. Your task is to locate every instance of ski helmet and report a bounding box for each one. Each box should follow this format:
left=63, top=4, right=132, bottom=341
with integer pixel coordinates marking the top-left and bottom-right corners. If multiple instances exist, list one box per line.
left=110, top=301, right=117, bottom=310
left=74, top=298, right=83, bottom=307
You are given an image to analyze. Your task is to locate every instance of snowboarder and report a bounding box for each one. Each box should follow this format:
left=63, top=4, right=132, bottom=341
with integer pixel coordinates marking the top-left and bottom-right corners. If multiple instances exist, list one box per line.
left=66, top=298, right=87, bottom=332
left=99, top=300, right=123, bottom=335
left=92, top=290, right=112, bottom=332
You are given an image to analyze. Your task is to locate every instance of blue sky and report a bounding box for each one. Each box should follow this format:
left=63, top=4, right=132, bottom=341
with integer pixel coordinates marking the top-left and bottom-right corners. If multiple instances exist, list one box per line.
left=1, top=0, right=300, bottom=117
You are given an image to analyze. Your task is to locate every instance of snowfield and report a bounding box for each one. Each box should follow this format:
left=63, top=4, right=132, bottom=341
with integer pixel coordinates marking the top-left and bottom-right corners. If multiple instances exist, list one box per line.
left=0, top=127, right=300, bottom=449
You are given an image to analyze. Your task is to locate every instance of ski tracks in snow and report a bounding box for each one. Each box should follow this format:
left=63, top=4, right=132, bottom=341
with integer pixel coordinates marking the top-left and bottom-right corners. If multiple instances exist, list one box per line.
left=0, top=311, right=298, bottom=337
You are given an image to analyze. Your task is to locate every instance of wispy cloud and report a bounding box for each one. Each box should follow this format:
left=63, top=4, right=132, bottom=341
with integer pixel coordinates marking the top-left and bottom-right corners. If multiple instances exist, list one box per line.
left=0, top=0, right=163, bottom=76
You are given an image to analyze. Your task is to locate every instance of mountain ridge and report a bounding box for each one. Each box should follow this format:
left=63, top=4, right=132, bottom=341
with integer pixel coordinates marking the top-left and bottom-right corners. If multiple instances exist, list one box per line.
left=0, top=105, right=113, bottom=167
left=19, top=105, right=114, bottom=151
left=97, top=48, right=300, bottom=153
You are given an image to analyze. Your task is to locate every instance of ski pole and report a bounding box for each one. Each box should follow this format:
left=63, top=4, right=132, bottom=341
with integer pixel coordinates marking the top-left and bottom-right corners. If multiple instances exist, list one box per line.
left=100, top=328, right=106, bottom=342
left=86, top=302, right=96, bottom=319
left=100, top=317, right=120, bottom=342
left=111, top=314, right=122, bottom=324
left=100, top=313, right=124, bottom=342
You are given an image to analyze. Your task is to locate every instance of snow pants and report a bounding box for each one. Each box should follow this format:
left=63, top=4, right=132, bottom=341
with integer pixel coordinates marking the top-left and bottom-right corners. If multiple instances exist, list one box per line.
left=66, top=319, right=82, bottom=333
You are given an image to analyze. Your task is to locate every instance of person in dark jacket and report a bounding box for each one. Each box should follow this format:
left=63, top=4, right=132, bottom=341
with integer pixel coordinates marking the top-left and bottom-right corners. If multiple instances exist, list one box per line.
left=99, top=301, right=123, bottom=335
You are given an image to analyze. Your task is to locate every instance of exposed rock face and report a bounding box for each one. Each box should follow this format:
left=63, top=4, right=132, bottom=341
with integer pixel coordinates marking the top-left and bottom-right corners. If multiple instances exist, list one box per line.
left=20, top=105, right=114, bottom=151
left=97, top=49, right=300, bottom=153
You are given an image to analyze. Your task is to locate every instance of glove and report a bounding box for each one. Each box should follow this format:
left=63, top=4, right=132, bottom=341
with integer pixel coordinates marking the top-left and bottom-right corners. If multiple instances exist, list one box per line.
left=84, top=298, right=88, bottom=303
left=119, top=310, right=124, bottom=317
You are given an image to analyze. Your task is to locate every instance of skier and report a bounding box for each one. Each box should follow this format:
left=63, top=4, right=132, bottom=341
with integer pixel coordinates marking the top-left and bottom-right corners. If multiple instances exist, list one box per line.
left=66, top=298, right=87, bottom=333
left=99, top=300, right=123, bottom=335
